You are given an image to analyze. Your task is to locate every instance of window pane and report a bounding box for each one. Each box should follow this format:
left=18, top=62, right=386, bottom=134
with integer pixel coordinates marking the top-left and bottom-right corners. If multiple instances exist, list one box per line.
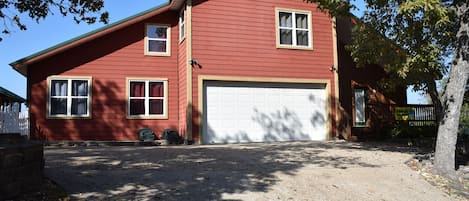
left=355, top=89, right=366, bottom=127
left=72, top=80, right=88, bottom=96
left=149, top=99, right=163, bottom=115
left=296, top=14, right=308, bottom=29
left=149, top=82, right=164, bottom=97
left=180, top=24, right=185, bottom=39
left=180, top=9, right=185, bottom=23
left=279, top=12, right=292, bottom=27
left=71, top=98, right=88, bottom=115
left=148, top=40, right=167, bottom=53
left=280, top=29, right=292, bottom=45
left=147, top=26, right=167, bottom=39
left=51, top=98, right=67, bottom=115
left=51, top=80, right=68, bottom=96
left=296, top=30, right=309, bottom=46
left=130, top=99, right=145, bottom=115
left=130, top=82, right=145, bottom=97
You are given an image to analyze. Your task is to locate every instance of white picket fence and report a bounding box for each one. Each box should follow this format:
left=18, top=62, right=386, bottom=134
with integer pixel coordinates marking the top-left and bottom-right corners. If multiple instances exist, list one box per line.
left=0, top=110, right=29, bottom=137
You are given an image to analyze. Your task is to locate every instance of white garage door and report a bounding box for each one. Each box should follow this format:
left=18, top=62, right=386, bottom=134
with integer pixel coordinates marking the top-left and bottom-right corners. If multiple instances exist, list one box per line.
left=202, top=81, right=328, bottom=144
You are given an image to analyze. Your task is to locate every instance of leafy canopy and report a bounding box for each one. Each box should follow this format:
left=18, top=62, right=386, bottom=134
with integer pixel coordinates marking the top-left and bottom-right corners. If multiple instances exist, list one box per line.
left=306, top=0, right=455, bottom=92
left=354, top=0, right=454, bottom=90
left=0, top=0, right=109, bottom=41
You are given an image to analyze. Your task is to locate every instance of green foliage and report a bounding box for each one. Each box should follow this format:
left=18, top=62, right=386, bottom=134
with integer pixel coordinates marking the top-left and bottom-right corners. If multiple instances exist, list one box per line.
left=305, top=0, right=456, bottom=104
left=387, top=125, right=437, bottom=139
left=0, top=0, right=109, bottom=41
left=304, top=0, right=468, bottom=178
left=348, top=0, right=455, bottom=92
left=459, top=102, right=469, bottom=135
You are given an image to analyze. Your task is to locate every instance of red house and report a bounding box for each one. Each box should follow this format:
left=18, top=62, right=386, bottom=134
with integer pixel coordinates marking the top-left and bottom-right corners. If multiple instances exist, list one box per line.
left=9, top=0, right=406, bottom=143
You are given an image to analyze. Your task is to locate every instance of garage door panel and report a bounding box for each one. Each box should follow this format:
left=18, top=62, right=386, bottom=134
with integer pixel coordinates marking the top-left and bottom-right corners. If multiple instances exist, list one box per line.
left=203, top=81, right=327, bottom=144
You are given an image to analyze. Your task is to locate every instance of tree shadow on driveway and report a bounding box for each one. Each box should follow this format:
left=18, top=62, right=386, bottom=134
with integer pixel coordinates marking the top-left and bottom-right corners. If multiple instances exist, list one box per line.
left=45, top=141, right=399, bottom=200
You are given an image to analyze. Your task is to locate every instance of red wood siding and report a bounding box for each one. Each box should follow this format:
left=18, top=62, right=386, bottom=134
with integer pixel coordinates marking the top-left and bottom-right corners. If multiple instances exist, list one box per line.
left=178, top=39, right=188, bottom=137
left=191, top=0, right=337, bottom=141
left=28, top=11, right=180, bottom=141
left=337, top=40, right=407, bottom=140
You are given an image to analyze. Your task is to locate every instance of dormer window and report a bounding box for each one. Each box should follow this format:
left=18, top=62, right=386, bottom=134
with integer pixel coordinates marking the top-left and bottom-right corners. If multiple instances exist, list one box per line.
left=145, top=24, right=171, bottom=56
left=276, top=8, right=312, bottom=50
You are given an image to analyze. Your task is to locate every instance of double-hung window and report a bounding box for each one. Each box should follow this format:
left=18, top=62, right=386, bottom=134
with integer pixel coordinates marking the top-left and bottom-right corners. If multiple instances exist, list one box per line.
left=127, top=79, right=168, bottom=119
left=48, top=77, right=91, bottom=118
left=145, top=24, right=170, bottom=56
left=276, top=8, right=312, bottom=49
left=179, top=8, right=186, bottom=41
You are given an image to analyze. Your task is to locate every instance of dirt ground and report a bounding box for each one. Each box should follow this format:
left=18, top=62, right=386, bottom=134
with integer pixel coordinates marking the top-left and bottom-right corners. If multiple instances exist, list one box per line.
left=44, top=141, right=463, bottom=200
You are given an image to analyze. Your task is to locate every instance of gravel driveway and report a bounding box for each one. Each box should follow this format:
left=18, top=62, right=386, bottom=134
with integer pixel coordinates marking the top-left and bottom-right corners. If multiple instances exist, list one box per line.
left=45, top=141, right=455, bottom=200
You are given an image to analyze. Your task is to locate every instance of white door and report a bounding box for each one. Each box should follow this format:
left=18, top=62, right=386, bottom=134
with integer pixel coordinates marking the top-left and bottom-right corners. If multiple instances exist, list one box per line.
left=202, top=81, right=328, bottom=144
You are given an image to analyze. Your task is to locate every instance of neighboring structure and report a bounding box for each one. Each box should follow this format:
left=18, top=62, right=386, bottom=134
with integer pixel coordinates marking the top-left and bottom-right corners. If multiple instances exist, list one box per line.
left=9, top=0, right=407, bottom=143
left=0, top=86, right=28, bottom=136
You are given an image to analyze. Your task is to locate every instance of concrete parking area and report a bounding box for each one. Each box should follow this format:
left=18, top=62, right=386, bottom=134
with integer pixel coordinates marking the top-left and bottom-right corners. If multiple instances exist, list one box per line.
left=44, top=141, right=455, bottom=200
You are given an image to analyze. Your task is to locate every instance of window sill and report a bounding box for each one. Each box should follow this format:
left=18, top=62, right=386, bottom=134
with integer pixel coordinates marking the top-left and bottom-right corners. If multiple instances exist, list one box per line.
left=277, top=45, right=313, bottom=51
left=179, top=36, right=186, bottom=44
left=144, top=52, right=171, bottom=57
left=47, top=115, right=91, bottom=120
left=127, top=115, right=168, bottom=120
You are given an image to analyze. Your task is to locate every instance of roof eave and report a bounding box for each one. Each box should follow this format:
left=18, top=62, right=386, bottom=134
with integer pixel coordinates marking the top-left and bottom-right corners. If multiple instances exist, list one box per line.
left=0, top=87, right=26, bottom=103
left=9, top=0, right=185, bottom=76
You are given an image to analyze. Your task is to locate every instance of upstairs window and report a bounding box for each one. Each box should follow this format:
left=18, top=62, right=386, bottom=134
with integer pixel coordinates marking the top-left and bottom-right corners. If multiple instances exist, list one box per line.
left=179, top=8, right=186, bottom=41
left=145, top=24, right=170, bottom=56
left=127, top=79, right=168, bottom=119
left=48, top=77, right=91, bottom=118
left=276, top=9, right=312, bottom=49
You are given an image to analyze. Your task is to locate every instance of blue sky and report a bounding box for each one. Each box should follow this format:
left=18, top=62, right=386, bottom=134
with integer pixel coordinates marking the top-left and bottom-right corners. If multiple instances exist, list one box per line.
left=0, top=0, right=167, bottom=100
left=0, top=0, right=426, bottom=104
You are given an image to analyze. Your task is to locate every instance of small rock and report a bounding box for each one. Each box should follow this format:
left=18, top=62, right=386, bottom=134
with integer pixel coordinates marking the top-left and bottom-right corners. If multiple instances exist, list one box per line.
left=460, top=166, right=469, bottom=173
left=463, top=174, right=469, bottom=180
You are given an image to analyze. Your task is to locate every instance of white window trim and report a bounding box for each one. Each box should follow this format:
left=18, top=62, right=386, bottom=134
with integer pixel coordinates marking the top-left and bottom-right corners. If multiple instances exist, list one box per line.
left=275, top=8, right=313, bottom=50
left=127, top=78, right=168, bottom=119
left=47, top=76, right=92, bottom=119
left=179, top=7, right=186, bottom=42
left=145, top=24, right=171, bottom=56
left=354, top=88, right=366, bottom=127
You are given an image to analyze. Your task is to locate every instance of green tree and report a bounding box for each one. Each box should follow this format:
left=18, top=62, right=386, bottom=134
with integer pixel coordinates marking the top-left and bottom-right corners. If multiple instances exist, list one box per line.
left=348, top=0, right=454, bottom=123
left=305, top=0, right=468, bottom=179
left=0, top=0, right=109, bottom=41
left=434, top=0, right=468, bottom=178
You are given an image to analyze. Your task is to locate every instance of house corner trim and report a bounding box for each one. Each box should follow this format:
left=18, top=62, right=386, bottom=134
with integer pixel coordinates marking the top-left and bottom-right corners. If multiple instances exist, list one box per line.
left=332, top=17, right=340, bottom=140
left=185, top=0, right=193, bottom=142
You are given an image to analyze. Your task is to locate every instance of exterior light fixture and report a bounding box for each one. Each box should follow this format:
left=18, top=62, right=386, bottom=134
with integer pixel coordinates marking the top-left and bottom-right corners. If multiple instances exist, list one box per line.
left=190, top=59, right=202, bottom=68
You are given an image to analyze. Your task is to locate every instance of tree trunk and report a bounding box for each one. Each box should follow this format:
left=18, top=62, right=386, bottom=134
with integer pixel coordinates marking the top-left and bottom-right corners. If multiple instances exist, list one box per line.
left=434, top=2, right=469, bottom=179
left=427, top=80, right=443, bottom=123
